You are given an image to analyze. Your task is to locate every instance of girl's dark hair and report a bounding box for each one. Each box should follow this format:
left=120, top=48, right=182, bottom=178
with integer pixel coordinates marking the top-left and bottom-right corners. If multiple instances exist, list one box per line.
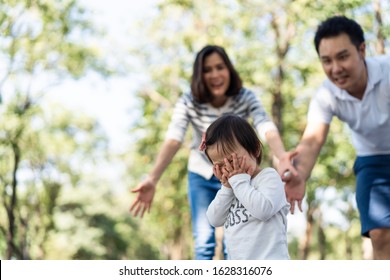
left=204, top=114, right=263, bottom=165
left=191, top=45, right=242, bottom=103
left=314, top=16, right=365, bottom=54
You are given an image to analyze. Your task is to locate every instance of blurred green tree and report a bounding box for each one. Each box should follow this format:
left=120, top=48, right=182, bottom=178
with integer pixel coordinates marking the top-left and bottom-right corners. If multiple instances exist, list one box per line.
left=0, top=0, right=162, bottom=260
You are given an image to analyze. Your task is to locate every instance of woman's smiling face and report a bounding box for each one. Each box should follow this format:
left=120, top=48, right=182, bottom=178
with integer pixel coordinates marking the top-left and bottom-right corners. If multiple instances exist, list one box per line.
left=203, top=52, right=230, bottom=99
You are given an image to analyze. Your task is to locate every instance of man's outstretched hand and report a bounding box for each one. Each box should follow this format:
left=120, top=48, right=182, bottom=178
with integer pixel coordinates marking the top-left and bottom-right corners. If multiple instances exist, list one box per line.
left=284, top=173, right=305, bottom=214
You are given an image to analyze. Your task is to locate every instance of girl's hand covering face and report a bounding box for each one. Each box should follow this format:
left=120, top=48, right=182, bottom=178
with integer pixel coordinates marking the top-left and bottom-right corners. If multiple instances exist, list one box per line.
left=213, top=164, right=231, bottom=188
left=222, top=153, right=249, bottom=178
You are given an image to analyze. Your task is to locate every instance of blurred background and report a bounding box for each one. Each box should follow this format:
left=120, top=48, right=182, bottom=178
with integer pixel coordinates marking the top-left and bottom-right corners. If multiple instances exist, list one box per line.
left=0, top=0, right=388, bottom=260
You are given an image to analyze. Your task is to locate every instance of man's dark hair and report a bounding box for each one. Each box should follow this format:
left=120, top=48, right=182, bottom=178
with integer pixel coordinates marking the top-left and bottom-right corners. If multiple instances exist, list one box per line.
left=314, top=16, right=365, bottom=54
left=191, top=45, right=242, bottom=103
left=204, top=114, right=263, bottom=165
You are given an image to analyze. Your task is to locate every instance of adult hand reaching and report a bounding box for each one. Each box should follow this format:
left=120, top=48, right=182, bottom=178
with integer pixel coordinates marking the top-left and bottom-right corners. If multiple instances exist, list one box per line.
left=130, top=177, right=156, bottom=218
left=277, top=150, right=299, bottom=182
left=276, top=149, right=305, bottom=213
left=284, top=173, right=305, bottom=214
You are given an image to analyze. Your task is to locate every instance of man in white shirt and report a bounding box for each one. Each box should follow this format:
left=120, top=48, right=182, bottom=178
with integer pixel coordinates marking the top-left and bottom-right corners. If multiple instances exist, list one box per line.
left=281, top=16, right=390, bottom=259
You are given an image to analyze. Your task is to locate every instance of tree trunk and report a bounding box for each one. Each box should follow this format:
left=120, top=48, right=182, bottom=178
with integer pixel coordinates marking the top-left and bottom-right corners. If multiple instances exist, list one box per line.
left=269, top=11, right=296, bottom=134
left=373, top=0, right=386, bottom=55
left=317, top=213, right=326, bottom=259
left=300, top=206, right=315, bottom=259
left=345, top=230, right=352, bottom=259
left=269, top=13, right=288, bottom=134
left=6, top=143, right=21, bottom=259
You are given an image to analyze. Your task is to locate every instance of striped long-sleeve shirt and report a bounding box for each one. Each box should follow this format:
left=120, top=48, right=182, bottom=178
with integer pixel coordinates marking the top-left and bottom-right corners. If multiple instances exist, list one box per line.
left=165, top=87, right=278, bottom=179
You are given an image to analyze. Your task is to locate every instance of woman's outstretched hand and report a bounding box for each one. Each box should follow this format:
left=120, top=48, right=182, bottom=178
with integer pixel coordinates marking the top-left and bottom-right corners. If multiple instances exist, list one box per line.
left=130, top=177, right=156, bottom=218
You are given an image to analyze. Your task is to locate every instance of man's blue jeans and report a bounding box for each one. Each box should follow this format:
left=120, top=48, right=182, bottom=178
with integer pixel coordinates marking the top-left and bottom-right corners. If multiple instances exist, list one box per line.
left=188, top=171, right=226, bottom=260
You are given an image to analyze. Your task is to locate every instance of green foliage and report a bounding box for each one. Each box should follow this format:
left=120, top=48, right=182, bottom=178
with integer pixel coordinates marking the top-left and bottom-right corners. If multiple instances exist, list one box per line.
left=0, top=0, right=163, bottom=260
left=47, top=186, right=160, bottom=259
left=129, top=91, right=193, bottom=259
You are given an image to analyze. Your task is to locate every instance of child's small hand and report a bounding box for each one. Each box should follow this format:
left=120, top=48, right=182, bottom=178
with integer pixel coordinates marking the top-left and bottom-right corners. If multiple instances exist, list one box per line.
left=213, top=164, right=232, bottom=188
left=222, top=153, right=252, bottom=178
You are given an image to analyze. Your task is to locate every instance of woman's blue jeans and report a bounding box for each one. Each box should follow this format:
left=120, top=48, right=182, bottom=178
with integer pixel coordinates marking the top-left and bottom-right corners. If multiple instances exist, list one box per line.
left=188, top=171, right=226, bottom=260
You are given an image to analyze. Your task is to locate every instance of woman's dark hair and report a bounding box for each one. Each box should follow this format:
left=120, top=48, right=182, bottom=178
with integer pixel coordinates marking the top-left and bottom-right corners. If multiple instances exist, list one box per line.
left=204, top=114, right=263, bottom=165
left=314, top=16, right=365, bottom=54
left=191, top=45, right=242, bottom=103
